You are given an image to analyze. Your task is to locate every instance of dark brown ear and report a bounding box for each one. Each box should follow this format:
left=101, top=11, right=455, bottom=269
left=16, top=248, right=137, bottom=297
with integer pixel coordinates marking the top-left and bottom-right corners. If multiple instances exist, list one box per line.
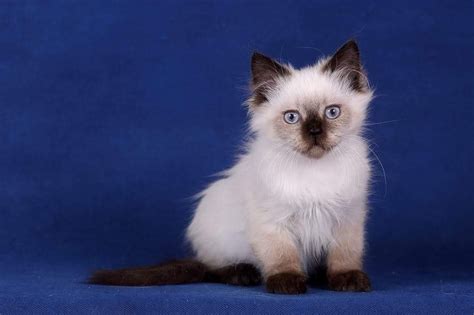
left=250, top=52, right=291, bottom=106
left=323, top=40, right=367, bottom=92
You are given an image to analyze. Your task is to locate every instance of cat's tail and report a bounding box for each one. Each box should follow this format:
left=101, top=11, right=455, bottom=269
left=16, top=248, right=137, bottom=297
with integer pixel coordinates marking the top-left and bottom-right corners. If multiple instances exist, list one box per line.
left=88, top=259, right=208, bottom=286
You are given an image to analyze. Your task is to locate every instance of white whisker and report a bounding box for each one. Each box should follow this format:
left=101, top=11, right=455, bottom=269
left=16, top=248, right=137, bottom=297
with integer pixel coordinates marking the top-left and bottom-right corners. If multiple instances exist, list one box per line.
left=365, top=120, right=399, bottom=126
left=367, top=146, right=387, bottom=198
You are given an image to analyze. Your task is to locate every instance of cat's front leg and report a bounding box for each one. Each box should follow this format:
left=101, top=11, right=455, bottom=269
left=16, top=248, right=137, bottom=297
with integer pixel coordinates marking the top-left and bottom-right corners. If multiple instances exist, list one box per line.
left=326, top=208, right=371, bottom=292
left=250, top=225, right=307, bottom=294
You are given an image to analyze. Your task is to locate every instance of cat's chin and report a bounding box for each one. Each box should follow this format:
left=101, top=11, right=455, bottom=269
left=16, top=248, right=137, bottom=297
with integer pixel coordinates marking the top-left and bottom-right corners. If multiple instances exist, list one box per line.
left=301, top=145, right=329, bottom=159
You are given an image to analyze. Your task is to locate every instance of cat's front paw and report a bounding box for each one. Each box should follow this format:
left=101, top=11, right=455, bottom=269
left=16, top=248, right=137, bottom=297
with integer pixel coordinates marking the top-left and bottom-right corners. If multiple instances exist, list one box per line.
left=266, top=272, right=307, bottom=294
left=327, top=270, right=371, bottom=292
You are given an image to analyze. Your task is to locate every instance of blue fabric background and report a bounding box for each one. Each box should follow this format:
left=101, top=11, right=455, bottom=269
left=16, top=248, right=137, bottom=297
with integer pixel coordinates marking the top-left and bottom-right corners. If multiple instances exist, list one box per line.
left=0, top=0, right=472, bottom=314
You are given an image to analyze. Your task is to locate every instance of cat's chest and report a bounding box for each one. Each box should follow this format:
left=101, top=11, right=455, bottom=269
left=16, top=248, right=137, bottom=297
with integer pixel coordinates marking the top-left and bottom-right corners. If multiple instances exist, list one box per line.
left=246, top=138, right=370, bottom=209
left=287, top=202, right=341, bottom=262
left=264, top=157, right=365, bottom=204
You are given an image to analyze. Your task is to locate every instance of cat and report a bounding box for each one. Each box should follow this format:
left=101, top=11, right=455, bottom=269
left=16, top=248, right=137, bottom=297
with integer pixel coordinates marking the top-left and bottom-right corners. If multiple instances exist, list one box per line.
left=89, top=40, right=374, bottom=294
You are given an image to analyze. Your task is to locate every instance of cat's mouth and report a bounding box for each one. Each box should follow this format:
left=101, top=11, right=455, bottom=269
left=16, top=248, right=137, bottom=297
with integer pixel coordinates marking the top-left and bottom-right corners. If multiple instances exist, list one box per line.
left=301, top=145, right=327, bottom=159
left=302, top=142, right=335, bottom=159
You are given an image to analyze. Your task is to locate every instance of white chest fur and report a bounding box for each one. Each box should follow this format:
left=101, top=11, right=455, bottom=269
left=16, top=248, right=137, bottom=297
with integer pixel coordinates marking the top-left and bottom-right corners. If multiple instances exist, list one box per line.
left=248, top=135, right=370, bottom=207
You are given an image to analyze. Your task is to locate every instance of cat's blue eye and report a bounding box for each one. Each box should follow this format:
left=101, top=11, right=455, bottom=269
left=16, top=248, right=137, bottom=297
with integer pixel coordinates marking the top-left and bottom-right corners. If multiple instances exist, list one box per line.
left=325, top=105, right=341, bottom=119
left=283, top=111, right=300, bottom=124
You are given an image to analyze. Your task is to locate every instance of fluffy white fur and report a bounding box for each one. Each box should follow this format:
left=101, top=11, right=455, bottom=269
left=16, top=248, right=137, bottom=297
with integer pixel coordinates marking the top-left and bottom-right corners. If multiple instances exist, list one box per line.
left=186, top=52, right=373, bottom=277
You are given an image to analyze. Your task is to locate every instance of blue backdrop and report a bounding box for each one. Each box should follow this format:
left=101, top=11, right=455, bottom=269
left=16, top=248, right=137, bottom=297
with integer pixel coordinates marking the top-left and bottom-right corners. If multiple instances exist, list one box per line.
left=0, top=1, right=472, bottom=314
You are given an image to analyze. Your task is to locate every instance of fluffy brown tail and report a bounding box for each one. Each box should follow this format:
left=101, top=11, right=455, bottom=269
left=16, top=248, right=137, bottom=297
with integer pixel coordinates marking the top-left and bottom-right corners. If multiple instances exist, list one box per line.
left=88, top=259, right=208, bottom=286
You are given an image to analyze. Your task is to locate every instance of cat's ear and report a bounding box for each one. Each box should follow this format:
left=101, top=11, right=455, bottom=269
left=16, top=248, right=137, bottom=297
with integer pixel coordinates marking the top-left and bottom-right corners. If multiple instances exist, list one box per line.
left=250, top=52, right=291, bottom=107
left=324, top=40, right=367, bottom=92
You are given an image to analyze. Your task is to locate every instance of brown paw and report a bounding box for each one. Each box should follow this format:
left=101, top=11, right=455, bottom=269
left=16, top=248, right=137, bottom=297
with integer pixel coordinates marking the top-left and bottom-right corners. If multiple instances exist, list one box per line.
left=327, top=270, right=371, bottom=292
left=228, top=263, right=262, bottom=286
left=266, top=272, right=307, bottom=294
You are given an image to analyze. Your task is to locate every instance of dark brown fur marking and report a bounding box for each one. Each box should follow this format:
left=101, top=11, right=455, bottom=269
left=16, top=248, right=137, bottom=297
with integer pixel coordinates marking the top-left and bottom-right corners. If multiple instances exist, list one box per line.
left=327, top=270, right=371, bottom=292
left=301, top=111, right=330, bottom=150
left=250, top=52, right=291, bottom=106
left=266, top=272, right=307, bottom=294
left=88, top=259, right=208, bottom=286
left=206, top=263, right=262, bottom=286
left=322, top=40, right=367, bottom=92
left=89, top=260, right=261, bottom=287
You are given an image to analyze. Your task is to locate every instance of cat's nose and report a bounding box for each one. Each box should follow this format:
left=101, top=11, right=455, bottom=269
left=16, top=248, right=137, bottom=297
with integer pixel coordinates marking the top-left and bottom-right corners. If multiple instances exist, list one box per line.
left=309, top=126, right=322, bottom=136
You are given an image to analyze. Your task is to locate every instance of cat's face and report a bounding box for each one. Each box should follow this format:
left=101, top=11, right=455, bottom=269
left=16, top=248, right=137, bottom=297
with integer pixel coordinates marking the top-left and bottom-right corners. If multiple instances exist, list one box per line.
left=248, top=40, right=373, bottom=159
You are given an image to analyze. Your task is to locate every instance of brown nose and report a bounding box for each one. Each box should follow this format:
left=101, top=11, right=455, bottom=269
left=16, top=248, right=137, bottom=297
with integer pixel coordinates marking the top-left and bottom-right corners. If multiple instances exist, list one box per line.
left=309, top=126, right=322, bottom=136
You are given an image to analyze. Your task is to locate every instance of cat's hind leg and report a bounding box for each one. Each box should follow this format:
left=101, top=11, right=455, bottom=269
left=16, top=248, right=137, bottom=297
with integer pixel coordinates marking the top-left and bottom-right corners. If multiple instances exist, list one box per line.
left=205, top=263, right=262, bottom=286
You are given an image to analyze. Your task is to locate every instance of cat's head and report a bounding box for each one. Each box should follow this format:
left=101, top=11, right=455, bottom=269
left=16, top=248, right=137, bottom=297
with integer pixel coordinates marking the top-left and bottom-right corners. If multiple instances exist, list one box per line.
left=248, top=40, right=373, bottom=159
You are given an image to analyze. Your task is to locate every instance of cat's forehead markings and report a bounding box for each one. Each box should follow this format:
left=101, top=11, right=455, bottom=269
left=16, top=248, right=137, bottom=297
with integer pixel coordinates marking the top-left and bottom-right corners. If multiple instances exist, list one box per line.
left=294, top=99, right=327, bottom=116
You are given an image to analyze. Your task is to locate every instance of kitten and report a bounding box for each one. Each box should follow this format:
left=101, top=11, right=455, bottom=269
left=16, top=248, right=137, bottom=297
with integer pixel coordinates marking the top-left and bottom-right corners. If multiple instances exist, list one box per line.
left=90, top=40, right=374, bottom=294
